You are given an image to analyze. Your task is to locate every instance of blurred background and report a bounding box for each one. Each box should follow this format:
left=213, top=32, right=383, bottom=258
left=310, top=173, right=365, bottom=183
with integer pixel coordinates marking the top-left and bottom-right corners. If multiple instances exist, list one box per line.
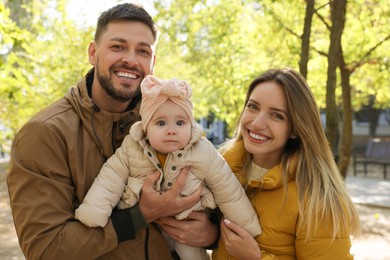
left=1, top=0, right=389, bottom=177
left=0, top=1, right=389, bottom=258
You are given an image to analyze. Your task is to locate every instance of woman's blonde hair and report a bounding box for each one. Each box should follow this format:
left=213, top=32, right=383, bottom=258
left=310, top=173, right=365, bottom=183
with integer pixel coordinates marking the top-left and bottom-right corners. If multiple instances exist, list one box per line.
left=221, top=68, right=360, bottom=240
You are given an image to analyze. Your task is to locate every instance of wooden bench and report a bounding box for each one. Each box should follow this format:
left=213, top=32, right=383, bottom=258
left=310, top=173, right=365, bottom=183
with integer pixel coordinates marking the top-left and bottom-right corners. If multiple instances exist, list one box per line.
left=353, top=138, right=390, bottom=179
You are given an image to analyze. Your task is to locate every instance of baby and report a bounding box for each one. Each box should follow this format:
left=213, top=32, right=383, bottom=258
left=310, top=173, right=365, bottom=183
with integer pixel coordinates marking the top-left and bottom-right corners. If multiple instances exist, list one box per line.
left=75, top=75, right=261, bottom=260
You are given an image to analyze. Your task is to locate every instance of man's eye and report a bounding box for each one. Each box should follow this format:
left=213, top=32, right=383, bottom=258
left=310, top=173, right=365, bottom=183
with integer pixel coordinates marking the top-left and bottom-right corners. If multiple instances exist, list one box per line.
left=138, top=49, right=152, bottom=57
left=111, top=45, right=123, bottom=50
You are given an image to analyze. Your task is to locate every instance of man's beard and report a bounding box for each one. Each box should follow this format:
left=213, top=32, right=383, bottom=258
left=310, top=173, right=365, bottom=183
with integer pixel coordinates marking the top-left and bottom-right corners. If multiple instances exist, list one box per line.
left=96, top=62, right=140, bottom=103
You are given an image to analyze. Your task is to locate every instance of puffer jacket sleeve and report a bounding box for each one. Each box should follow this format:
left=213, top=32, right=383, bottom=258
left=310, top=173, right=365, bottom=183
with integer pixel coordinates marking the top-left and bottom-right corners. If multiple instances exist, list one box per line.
left=213, top=243, right=278, bottom=260
left=7, top=122, right=119, bottom=259
left=75, top=135, right=133, bottom=227
left=193, top=139, right=262, bottom=237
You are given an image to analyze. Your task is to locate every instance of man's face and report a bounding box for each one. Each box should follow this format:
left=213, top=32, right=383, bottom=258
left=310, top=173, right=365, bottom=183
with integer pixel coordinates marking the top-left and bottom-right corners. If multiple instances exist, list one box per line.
left=89, top=21, right=156, bottom=102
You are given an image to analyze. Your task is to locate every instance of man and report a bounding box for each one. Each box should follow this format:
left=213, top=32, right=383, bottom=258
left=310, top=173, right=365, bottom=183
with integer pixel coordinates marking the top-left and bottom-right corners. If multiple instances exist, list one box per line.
left=7, top=3, right=217, bottom=259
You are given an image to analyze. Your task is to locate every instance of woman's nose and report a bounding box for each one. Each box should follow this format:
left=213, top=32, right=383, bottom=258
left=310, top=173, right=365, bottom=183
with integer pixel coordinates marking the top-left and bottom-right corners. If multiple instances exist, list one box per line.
left=251, top=113, right=267, bottom=130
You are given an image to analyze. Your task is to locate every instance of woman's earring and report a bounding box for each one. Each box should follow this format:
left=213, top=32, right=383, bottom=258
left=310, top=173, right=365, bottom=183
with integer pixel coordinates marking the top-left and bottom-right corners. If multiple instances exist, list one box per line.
left=291, top=135, right=297, bottom=139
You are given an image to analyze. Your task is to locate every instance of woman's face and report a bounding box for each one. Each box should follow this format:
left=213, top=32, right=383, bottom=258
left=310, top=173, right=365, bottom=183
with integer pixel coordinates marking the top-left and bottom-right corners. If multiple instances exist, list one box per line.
left=240, top=81, right=292, bottom=168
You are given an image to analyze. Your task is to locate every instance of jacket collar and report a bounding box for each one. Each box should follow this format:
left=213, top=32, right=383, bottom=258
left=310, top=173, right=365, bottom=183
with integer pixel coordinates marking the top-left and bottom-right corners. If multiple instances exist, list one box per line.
left=64, top=69, right=141, bottom=159
left=223, top=139, right=297, bottom=190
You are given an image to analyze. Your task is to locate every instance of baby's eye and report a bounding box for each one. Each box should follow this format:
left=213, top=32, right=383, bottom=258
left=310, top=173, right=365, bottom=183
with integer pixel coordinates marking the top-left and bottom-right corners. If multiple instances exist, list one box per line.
left=157, top=120, right=166, bottom=126
left=177, top=120, right=185, bottom=126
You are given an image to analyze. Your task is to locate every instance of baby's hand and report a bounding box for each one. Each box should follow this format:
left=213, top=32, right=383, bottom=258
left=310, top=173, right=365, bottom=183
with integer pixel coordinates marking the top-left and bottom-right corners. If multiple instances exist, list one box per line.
left=139, top=168, right=202, bottom=223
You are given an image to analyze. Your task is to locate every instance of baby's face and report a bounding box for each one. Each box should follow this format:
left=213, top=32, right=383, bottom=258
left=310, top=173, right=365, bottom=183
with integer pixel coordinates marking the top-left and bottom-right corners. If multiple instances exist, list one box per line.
left=146, top=100, right=192, bottom=155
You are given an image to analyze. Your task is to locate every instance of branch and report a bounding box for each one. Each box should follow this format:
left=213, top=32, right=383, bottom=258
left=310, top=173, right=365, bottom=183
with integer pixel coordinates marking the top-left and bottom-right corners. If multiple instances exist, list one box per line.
left=348, top=58, right=381, bottom=72
left=348, top=34, right=390, bottom=72
left=361, top=34, right=390, bottom=61
left=314, top=9, right=331, bottom=30
left=265, top=6, right=300, bottom=39
left=313, top=46, right=328, bottom=57
left=315, top=2, right=330, bottom=12
left=282, top=24, right=301, bottom=39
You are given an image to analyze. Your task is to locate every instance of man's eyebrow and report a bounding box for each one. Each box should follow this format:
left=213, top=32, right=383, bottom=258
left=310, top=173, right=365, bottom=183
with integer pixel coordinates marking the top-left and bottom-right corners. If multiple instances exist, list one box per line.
left=109, top=37, right=152, bottom=48
left=139, top=42, right=153, bottom=48
left=109, top=37, right=127, bottom=43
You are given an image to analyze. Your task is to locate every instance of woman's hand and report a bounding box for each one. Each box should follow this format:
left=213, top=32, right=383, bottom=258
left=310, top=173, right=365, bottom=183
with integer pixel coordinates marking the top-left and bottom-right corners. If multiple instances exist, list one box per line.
left=158, top=211, right=218, bottom=247
left=221, top=218, right=261, bottom=260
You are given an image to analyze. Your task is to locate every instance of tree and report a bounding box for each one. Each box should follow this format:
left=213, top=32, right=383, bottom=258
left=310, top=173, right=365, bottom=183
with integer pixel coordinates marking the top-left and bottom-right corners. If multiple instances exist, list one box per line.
left=0, top=0, right=92, bottom=137
left=315, top=0, right=390, bottom=176
left=3, top=0, right=388, bottom=157
left=0, top=2, right=33, bottom=133
left=299, top=0, right=315, bottom=79
left=325, top=0, right=346, bottom=161
left=154, top=0, right=269, bottom=134
left=338, top=38, right=353, bottom=177
left=0, top=2, right=31, bottom=149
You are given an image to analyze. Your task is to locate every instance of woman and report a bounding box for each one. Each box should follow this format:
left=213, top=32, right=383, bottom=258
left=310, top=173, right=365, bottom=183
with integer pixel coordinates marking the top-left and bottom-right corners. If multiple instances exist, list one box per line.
left=213, top=68, right=360, bottom=259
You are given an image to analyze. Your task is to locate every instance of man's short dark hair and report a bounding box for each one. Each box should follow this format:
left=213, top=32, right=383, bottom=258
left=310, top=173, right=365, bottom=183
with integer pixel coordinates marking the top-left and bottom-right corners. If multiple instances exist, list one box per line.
left=94, top=3, right=158, bottom=44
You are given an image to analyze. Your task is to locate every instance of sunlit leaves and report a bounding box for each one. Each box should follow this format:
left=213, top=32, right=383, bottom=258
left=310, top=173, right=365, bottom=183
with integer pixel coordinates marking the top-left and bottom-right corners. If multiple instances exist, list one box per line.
left=154, top=0, right=270, bottom=134
left=154, top=0, right=389, bottom=136
left=1, top=0, right=388, bottom=140
left=0, top=0, right=92, bottom=135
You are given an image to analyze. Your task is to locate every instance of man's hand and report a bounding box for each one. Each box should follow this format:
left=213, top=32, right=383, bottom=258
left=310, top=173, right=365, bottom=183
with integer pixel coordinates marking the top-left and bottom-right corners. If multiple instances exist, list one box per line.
left=139, top=167, right=202, bottom=223
left=158, top=211, right=218, bottom=247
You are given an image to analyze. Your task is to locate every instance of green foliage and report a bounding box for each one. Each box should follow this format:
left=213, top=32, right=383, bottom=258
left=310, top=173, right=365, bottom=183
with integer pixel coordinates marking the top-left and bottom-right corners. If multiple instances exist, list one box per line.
left=154, top=0, right=274, bottom=134
left=0, top=0, right=92, bottom=136
left=344, top=0, right=390, bottom=108
left=154, top=0, right=389, bottom=135
left=0, top=0, right=389, bottom=141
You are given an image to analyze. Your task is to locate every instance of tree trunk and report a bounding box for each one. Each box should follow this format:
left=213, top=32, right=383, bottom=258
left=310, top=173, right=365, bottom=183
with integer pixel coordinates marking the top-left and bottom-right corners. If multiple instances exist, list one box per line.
left=368, top=107, right=380, bottom=137
left=338, top=43, right=352, bottom=178
left=326, top=0, right=346, bottom=160
left=299, top=0, right=315, bottom=79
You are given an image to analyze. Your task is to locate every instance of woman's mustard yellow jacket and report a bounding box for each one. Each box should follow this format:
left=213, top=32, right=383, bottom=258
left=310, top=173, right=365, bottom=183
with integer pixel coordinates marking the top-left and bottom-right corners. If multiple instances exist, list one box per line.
left=213, top=140, right=353, bottom=260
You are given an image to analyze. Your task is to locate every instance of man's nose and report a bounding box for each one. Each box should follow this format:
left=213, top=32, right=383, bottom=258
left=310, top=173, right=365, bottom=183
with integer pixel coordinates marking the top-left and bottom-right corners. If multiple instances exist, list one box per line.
left=122, top=51, right=138, bottom=66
